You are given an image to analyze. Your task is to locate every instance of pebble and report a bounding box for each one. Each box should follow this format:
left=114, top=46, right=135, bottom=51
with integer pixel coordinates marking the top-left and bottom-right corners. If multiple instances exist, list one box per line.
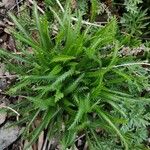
left=0, top=102, right=7, bottom=125
left=0, top=122, right=21, bottom=149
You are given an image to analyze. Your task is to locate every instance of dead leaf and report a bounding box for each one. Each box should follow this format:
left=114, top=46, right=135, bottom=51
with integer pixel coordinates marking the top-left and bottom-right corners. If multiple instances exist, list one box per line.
left=71, top=0, right=77, bottom=10
left=24, top=140, right=33, bottom=150
left=8, top=36, right=16, bottom=51
left=0, top=33, right=8, bottom=42
left=38, top=131, right=44, bottom=150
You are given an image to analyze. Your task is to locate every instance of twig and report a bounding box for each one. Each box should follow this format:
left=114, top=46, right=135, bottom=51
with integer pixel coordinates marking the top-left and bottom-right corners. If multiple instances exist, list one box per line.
left=75, top=134, right=86, bottom=142
left=42, top=137, right=48, bottom=150
left=0, top=106, right=20, bottom=119
left=72, top=17, right=103, bottom=27
left=56, top=0, right=103, bottom=27
left=9, top=0, right=24, bottom=11
left=113, top=62, right=150, bottom=68
left=16, top=0, right=20, bottom=12
left=121, top=31, right=135, bottom=38
left=28, top=0, right=45, bottom=14
left=113, top=2, right=125, bottom=5
left=56, top=0, right=64, bottom=12
left=90, top=61, right=150, bottom=71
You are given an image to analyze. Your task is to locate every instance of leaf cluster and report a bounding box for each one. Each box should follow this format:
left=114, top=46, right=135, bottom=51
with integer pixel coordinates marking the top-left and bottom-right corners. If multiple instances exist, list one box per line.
left=0, top=1, right=150, bottom=150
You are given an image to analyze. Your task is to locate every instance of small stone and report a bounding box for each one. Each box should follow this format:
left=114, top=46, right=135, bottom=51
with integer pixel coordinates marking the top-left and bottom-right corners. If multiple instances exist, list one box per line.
left=0, top=21, right=6, bottom=27
left=0, top=122, right=21, bottom=149
left=0, top=102, right=7, bottom=125
left=2, top=0, right=16, bottom=10
left=0, top=2, right=4, bottom=7
left=0, top=39, right=3, bottom=43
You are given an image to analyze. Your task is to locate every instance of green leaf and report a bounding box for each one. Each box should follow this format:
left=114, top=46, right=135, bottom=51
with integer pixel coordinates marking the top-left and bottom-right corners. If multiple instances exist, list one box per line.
left=27, top=97, right=55, bottom=109
left=34, top=2, right=52, bottom=50
left=95, top=107, right=128, bottom=150
left=0, top=48, right=31, bottom=64
left=9, top=13, right=29, bottom=38
left=55, top=90, right=64, bottom=102
left=51, top=55, right=76, bottom=63
left=65, top=73, right=84, bottom=94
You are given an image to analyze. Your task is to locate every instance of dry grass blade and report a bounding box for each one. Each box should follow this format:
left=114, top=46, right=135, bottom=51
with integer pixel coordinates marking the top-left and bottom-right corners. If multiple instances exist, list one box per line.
left=38, top=131, right=44, bottom=149
left=56, top=0, right=103, bottom=27
left=113, top=62, right=150, bottom=68
left=28, top=0, right=44, bottom=14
